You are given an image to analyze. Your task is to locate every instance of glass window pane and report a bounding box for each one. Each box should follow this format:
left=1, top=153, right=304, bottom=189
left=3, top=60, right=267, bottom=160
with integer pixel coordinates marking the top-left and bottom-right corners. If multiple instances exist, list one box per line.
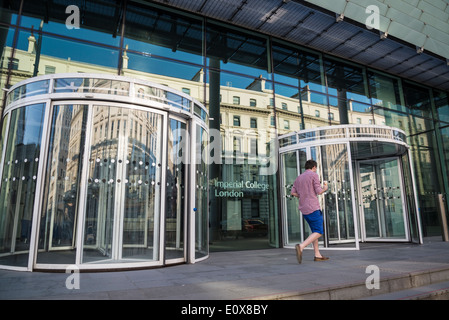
left=272, top=41, right=325, bottom=93
left=53, top=78, right=129, bottom=96
left=124, top=2, right=203, bottom=65
left=0, top=25, right=16, bottom=107
left=14, top=28, right=119, bottom=82
left=209, top=65, right=279, bottom=251
left=402, top=82, right=433, bottom=119
left=325, top=58, right=368, bottom=99
left=206, top=24, right=268, bottom=77
left=434, top=90, right=449, bottom=124
left=0, top=1, right=20, bottom=24
left=367, top=71, right=404, bottom=112
left=8, top=80, right=50, bottom=104
left=275, top=83, right=303, bottom=134
left=125, top=51, right=203, bottom=85
left=325, top=57, right=369, bottom=124
left=20, top=0, right=122, bottom=47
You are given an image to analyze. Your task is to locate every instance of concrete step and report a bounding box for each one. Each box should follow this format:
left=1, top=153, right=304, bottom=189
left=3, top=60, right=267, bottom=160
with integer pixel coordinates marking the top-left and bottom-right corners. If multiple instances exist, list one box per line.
left=359, top=280, right=449, bottom=300
left=256, top=266, right=449, bottom=300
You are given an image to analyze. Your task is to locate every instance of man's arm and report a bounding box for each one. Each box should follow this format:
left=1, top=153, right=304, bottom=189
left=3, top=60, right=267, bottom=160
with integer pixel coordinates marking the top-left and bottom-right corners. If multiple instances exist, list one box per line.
left=313, top=175, right=328, bottom=195
left=317, top=181, right=328, bottom=195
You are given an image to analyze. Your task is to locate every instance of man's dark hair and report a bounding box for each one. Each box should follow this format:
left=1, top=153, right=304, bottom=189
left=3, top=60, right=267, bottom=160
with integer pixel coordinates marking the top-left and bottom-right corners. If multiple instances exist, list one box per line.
left=305, top=159, right=317, bottom=170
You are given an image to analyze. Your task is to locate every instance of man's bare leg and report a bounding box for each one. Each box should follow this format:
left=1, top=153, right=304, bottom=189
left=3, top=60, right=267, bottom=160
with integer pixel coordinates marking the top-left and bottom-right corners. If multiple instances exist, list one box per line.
left=312, top=239, right=322, bottom=258
left=296, top=232, right=321, bottom=263
left=299, top=232, right=321, bottom=252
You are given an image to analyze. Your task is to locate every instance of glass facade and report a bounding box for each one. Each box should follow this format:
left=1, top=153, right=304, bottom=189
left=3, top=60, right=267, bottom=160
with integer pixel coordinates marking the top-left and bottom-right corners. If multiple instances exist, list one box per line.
left=0, top=0, right=448, bottom=270
left=0, top=74, right=208, bottom=270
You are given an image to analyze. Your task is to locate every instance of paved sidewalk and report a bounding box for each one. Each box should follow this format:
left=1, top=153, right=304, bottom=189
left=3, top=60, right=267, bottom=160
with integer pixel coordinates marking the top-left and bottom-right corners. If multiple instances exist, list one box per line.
left=0, top=238, right=448, bottom=300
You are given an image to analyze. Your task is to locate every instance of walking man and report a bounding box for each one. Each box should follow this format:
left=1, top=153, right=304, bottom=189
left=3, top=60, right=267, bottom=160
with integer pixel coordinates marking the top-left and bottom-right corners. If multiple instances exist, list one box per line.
left=291, top=159, right=329, bottom=263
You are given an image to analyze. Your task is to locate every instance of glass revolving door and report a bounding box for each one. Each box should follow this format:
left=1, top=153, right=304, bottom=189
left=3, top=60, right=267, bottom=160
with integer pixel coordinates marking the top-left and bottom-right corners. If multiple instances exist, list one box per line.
left=81, top=105, right=164, bottom=264
left=37, top=102, right=166, bottom=266
left=0, top=74, right=209, bottom=271
left=357, top=157, right=408, bottom=241
left=279, top=125, right=422, bottom=250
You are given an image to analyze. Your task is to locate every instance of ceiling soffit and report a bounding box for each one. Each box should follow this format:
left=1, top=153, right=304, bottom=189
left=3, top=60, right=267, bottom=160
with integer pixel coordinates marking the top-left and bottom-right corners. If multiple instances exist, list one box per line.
left=148, top=0, right=449, bottom=92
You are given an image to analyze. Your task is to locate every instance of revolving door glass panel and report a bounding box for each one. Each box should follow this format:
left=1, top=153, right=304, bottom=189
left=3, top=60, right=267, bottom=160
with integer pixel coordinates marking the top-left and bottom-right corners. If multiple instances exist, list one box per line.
left=282, top=149, right=306, bottom=246
left=320, top=143, right=357, bottom=246
left=165, top=118, right=187, bottom=261
left=195, top=124, right=208, bottom=260
left=83, top=105, right=163, bottom=263
left=401, top=153, right=421, bottom=243
left=0, top=104, right=46, bottom=268
left=358, top=158, right=407, bottom=241
left=37, top=104, right=88, bottom=265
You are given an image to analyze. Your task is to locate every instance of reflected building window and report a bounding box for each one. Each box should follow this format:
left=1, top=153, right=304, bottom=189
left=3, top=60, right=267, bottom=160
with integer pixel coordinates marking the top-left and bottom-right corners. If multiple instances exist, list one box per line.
left=250, top=118, right=257, bottom=128
left=250, top=99, right=257, bottom=107
left=45, top=65, right=55, bottom=74
left=250, top=138, right=258, bottom=156
left=8, top=57, right=19, bottom=70
left=233, top=115, right=241, bottom=127
left=233, top=137, right=242, bottom=154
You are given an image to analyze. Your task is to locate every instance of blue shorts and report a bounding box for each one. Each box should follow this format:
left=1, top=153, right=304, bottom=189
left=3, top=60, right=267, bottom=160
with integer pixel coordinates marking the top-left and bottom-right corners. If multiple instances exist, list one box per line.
left=303, top=210, right=324, bottom=235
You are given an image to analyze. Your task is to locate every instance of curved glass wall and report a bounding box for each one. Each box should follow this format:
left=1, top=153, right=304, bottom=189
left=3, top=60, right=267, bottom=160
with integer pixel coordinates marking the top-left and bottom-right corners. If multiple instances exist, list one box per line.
left=0, top=74, right=209, bottom=271
left=279, top=125, right=422, bottom=250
